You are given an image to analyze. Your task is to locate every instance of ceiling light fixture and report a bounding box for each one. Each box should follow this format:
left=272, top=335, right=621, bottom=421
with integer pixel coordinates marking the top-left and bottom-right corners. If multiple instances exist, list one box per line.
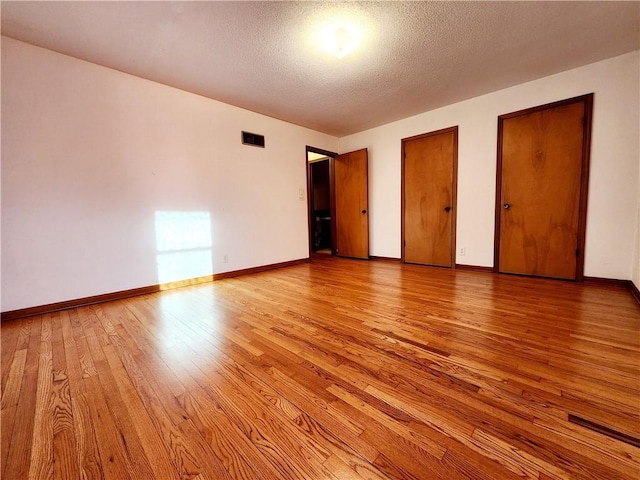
left=325, top=26, right=359, bottom=58
left=303, top=6, right=373, bottom=61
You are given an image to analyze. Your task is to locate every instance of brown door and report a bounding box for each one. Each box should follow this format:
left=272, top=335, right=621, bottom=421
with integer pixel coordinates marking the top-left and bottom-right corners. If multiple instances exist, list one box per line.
left=335, top=148, right=369, bottom=259
left=402, top=127, right=457, bottom=267
left=496, top=95, right=592, bottom=280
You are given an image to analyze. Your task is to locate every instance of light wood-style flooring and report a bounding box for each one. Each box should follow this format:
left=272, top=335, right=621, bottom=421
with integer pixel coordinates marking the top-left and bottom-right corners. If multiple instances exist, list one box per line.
left=2, top=256, right=639, bottom=479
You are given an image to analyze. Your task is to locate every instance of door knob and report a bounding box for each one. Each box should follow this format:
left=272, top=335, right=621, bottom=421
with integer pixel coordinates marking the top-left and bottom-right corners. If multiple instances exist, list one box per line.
left=503, top=203, right=511, bottom=210
left=444, top=206, right=451, bottom=212
left=361, top=209, right=367, bottom=214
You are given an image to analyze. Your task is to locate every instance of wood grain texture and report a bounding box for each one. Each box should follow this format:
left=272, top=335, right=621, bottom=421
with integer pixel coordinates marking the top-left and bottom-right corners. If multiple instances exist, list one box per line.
left=496, top=95, right=592, bottom=280
left=2, top=256, right=639, bottom=479
left=1, top=259, right=310, bottom=322
left=629, top=281, right=640, bottom=306
left=403, top=127, right=457, bottom=267
left=335, top=148, right=369, bottom=259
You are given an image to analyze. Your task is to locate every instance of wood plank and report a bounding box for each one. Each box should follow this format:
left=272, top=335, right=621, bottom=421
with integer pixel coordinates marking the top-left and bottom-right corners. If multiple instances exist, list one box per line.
left=2, top=316, right=42, bottom=479
left=2, top=257, right=639, bottom=479
left=59, top=309, right=103, bottom=479
left=49, top=313, right=80, bottom=480
left=567, top=414, right=640, bottom=448
left=1, top=348, right=27, bottom=409
left=177, top=389, right=284, bottom=480
left=28, top=314, right=55, bottom=479
left=0, top=320, right=22, bottom=388
left=95, top=308, right=231, bottom=480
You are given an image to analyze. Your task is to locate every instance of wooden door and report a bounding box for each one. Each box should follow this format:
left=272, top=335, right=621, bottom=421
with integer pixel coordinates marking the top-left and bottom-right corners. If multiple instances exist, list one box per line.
left=496, top=95, right=592, bottom=280
left=335, top=148, right=369, bottom=259
left=402, top=127, right=457, bottom=267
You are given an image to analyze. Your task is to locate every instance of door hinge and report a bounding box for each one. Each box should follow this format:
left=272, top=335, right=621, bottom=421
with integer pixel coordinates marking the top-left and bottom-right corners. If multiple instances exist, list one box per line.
left=404, top=241, right=406, bottom=247
left=576, top=248, right=580, bottom=258
left=582, top=116, right=587, bottom=126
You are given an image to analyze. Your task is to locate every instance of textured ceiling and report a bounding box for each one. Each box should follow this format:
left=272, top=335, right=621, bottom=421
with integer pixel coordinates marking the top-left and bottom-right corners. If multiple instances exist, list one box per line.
left=2, top=1, right=639, bottom=137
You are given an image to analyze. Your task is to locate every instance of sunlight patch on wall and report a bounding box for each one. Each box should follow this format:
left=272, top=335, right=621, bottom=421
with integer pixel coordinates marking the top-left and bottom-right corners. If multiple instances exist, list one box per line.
left=155, top=211, right=213, bottom=285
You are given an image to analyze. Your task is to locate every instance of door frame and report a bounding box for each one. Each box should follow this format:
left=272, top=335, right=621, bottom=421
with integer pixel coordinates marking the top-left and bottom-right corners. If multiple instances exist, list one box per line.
left=493, top=93, right=594, bottom=280
left=401, top=126, right=459, bottom=267
left=306, top=146, right=338, bottom=258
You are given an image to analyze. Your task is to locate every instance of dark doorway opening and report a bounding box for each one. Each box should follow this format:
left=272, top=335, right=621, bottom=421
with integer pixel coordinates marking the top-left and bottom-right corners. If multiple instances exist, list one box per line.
left=306, top=147, right=337, bottom=256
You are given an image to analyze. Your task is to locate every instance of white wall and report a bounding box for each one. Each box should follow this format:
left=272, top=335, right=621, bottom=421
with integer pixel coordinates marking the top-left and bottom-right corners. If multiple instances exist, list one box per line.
left=340, top=51, right=640, bottom=280
left=1, top=37, right=338, bottom=311
left=3, top=38, right=638, bottom=312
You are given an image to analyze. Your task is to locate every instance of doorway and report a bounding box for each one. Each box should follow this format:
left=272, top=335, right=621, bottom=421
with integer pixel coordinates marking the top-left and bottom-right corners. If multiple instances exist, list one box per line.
left=402, top=127, right=458, bottom=267
left=494, top=94, right=593, bottom=280
left=306, top=147, right=370, bottom=260
left=306, top=147, right=336, bottom=256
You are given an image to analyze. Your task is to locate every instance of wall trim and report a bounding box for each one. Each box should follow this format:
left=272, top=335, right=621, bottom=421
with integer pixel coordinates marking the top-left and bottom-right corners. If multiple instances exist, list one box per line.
left=455, top=264, right=494, bottom=273
left=630, top=282, right=640, bottom=306
left=583, top=276, right=640, bottom=306
left=3, top=259, right=636, bottom=321
left=212, top=258, right=308, bottom=280
left=1, top=258, right=309, bottom=322
left=583, top=276, right=631, bottom=287
left=369, top=256, right=401, bottom=262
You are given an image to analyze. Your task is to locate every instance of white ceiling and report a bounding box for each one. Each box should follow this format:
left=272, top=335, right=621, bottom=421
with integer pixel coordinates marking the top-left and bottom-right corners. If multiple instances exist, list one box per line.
left=1, top=1, right=639, bottom=137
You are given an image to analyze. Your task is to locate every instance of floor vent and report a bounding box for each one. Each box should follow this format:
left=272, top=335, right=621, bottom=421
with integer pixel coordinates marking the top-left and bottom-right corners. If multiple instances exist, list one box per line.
left=568, top=414, right=640, bottom=448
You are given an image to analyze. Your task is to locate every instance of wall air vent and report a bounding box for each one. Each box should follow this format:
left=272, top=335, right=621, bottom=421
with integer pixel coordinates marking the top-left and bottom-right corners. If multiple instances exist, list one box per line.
left=241, top=131, right=265, bottom=148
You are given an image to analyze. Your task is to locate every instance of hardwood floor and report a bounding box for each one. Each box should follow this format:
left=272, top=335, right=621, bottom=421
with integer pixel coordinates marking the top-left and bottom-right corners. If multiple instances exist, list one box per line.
left=2, top=256, right=639, bottom=479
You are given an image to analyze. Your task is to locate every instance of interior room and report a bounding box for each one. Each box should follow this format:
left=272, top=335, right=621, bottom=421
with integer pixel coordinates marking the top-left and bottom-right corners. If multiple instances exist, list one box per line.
left=1, top=2, right=639, bottom=479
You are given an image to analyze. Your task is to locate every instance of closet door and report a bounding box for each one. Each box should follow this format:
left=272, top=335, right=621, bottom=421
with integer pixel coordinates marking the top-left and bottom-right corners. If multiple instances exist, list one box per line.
left=402, top=127, right=457, bottom=267
left=496, top=95, right=592, bottom=280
